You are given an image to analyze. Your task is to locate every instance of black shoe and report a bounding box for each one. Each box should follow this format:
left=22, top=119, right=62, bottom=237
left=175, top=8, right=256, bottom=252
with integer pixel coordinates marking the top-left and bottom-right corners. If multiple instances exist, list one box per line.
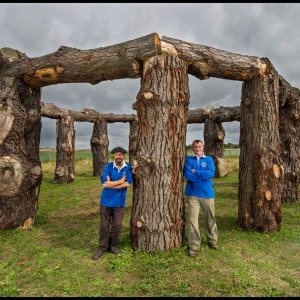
left=91, top=248, right=105, bottom=260
left=109, top=246, right=122, bottom=254
left=188, top=249, right=197, bottom=257
left=208, top=243, right=220, bottom=250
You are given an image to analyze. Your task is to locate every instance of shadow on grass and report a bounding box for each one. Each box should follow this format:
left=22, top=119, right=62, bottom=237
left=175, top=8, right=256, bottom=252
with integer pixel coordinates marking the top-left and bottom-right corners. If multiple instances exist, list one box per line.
left=215, top=215, right=239, bottom=232
left=34, top=207, right=134, bottom=254
left=33, top=206, right=241, bottom=255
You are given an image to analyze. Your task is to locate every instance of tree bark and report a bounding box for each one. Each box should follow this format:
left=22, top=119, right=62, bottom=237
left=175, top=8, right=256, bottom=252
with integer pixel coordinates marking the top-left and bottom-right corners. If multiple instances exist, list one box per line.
left=0, top=75, right=42, bottom=230
left=0, top=33, right=161, bottom=87
left=238, top=61, right=283, bottom=232
left=90, top=119, right=109, bottom=176
left=128, top=119, right=138, bottom=242
left=54, top=116, right=75, bottom=183
left=161, top=36, right=268, bottom=81
left=130, top=54, right=189, bottom=251
left=203, top=119, right=225, bottom=178
left=129, top=118, right=138, bottom=167
left=279, top=84, right=300, bottom=204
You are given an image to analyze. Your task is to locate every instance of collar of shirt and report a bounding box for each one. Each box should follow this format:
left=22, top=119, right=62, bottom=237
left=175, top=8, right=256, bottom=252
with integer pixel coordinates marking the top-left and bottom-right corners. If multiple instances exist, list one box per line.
left=113, top=161, right=127, bottom=171
left=193, top=153, right=206, bottom=159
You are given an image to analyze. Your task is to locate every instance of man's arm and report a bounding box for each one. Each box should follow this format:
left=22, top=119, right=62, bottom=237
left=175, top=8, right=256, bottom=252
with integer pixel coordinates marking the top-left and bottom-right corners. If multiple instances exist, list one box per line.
left=103, top=176, right=126, bottom=188
left=184, top=158, right=201, bottom=182
left=184, top=157, right=215, bottom=181
left=108, top=182, right=130, bottom=189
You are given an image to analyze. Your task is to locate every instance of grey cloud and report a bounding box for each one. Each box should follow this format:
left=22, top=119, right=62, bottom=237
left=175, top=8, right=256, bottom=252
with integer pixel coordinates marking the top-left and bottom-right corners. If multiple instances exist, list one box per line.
left=1, top=3, right=299, bottom=149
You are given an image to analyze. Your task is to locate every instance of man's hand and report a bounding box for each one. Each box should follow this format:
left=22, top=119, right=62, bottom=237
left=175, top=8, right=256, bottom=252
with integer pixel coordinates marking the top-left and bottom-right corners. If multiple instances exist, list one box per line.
left=106, top=175, right=111, bottom=181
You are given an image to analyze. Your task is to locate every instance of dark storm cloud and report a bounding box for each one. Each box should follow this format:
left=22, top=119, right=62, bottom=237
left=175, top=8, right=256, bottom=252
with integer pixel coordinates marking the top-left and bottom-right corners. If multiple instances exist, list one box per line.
left=1, top=3, right=299, bottom=148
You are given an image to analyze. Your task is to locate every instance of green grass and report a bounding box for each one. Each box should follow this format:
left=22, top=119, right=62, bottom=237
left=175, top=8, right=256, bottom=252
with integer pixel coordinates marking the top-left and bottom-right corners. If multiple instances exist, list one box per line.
left=0, top=157, right=299, bottom=296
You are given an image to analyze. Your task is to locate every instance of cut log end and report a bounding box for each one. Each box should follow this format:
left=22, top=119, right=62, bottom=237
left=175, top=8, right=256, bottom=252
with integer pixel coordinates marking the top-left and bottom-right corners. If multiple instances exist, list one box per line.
left=136, top=221, right=143, bottom=228
left=160, top=41, right=178, bottom=56
left=19, top=217, right=33, bottom=230
left=154, top=32, right=161, bottom=54
left=23, top=66, right=65, bottom=87
left=28, top=109, right=40, bottom=123
left=143, top=92, right=153, bottom=100
left=132, top=60, right=141, bottom=75
left=272, top=163, right=281, bottom=178
left=217, top=130, right=225, bottom=141
left=0, top=156, right=23, bottom=196
left=259, top=61, right=268, bottom=76
left=265, top=190, right=272, bottom=201
left=243, top=97, right=251, bottom=106
left=0, top=104, right=14, bottom=144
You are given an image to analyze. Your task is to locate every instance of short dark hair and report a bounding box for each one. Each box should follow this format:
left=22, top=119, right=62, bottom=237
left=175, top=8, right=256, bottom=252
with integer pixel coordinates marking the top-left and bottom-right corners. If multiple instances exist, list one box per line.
left=192, top=139, right=204, bottom=147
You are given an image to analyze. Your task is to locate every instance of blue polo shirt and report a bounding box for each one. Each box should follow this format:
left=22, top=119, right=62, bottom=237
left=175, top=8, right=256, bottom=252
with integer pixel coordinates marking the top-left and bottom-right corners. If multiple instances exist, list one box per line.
left=100, top=161, right=133, bottom=207
left=184, top=154, right=215, bottom=198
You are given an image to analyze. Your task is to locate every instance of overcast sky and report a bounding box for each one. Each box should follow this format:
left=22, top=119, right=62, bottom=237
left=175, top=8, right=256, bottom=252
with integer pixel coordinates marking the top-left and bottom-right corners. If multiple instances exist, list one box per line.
left=1, top=3, right=299, bottom=149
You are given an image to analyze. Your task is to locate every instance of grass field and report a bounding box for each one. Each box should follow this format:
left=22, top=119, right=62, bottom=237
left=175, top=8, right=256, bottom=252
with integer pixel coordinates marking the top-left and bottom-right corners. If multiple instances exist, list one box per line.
left=0, top=157, right=299, bottom=296
left=39, top=148, right=241, bottom=162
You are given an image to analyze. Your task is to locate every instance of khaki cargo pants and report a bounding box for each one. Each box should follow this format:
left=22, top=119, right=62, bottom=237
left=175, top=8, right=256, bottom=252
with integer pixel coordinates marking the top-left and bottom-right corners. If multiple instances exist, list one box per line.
left=187, top=196, right=218, bottom=251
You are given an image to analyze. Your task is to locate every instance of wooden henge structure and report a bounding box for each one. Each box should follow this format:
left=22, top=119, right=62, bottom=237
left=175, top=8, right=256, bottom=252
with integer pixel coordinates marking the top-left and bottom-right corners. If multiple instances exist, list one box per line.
left=0, top=33, right=299, bottom=252
left=40, top=102, right=240, bottom=179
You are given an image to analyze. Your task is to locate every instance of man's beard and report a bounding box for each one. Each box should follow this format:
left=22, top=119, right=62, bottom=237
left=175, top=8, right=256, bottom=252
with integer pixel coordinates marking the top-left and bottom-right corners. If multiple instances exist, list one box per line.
left=115, top=158, right=123, bottom=167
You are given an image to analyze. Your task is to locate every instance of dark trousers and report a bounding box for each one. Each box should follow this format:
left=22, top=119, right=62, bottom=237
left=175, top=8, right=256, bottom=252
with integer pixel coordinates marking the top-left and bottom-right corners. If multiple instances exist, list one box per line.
left=99, top=205, right=125, bottom=250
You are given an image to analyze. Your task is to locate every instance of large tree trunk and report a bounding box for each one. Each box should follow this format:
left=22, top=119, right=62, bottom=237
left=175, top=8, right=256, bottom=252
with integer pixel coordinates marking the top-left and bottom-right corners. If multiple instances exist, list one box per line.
left=0, top=33, right=161, bottom=87
left=130, top=54, right=189, bottom=251
left=279, top=85, right=300, bottom=204
left=203, top=119, right=226, bottom=178
left=90, top=119, right=109, bottom=176
left=0, top=76, right=42, bottom=230
left=238, top=61, right=284, bottom=232
left=54, top=116, right=75, bottom=183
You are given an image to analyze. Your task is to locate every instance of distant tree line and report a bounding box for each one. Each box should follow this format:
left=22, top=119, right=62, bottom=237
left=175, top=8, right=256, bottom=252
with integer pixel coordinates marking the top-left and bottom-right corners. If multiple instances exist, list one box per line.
left=186, top=143, right=239, bottom=151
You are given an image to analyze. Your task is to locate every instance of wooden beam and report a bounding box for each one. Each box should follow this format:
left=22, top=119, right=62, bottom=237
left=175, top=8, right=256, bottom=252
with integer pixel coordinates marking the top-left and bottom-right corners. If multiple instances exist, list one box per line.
left=41, top=102, right=241, bottom=124
left=0, top=33, right=161, bottom=87
left=161, top=36, right=268, bottom=81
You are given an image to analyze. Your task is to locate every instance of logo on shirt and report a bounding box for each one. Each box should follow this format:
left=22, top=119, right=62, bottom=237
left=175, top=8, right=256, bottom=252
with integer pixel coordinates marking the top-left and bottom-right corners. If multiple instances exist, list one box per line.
left=201, top=162, right=207, bottom=168
left=122, top=171, right=126, bottom=177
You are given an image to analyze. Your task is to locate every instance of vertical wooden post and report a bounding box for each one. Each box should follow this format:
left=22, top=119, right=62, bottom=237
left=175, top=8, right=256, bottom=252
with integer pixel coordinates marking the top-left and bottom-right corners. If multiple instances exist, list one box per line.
left=238, top=62, right=283, bottom=232
left=203, top=119, right=226, bottom=177
left=279, top=86, right=300, bottom=204
left=90, top=119, right=109, bottom=176
left=129, top=118, right=138, bottom=167
left=0, top=48, right=42, bottom=229
left=130, top=54, right=189, bottom=251
left=54, top=115, right=75, bottom=183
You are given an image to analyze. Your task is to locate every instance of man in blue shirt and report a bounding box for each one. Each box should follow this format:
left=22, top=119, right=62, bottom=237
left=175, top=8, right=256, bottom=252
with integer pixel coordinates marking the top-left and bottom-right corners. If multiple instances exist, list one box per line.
left=91, top=146, right=133, bottom=260
left=184, top=139, right=219, bottom=257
